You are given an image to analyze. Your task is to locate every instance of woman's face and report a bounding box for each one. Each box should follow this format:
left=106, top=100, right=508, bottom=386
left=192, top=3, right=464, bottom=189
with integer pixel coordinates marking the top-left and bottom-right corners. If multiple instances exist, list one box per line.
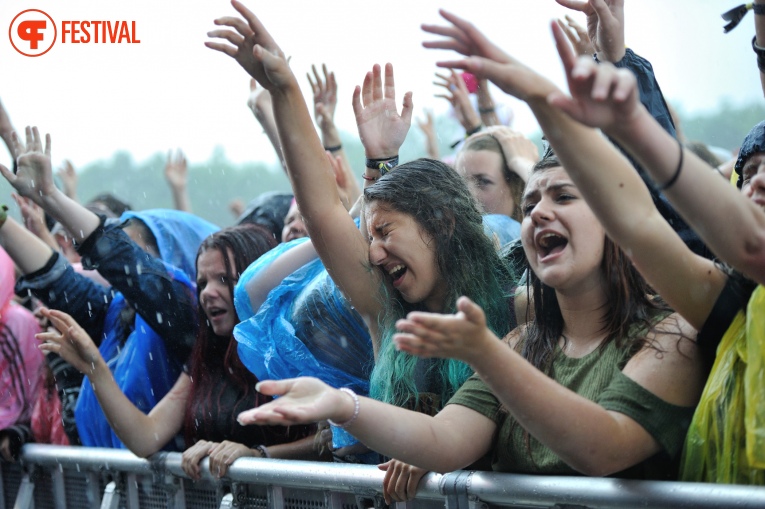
left=521, top=166, right=605, bottom=293
left=365, top=201, right=447, bottom=312
left=456, top=149, right=515, bottom=218
left=281, top=201, right=308, bottom=243
left=741, top=152, right=765, bottom=210
left=197, top=248, right=237, bottom=337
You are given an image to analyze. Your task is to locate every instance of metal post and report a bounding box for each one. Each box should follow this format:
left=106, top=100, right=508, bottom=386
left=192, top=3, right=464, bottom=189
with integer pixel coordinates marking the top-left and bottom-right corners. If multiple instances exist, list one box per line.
left=51, top=469, right=66, bottom=509
left=100, top=481, right=120, bottom=509
left=218, top=493, right=234, bottom=509
left=12, top=473, right=34, bottom=509
left=267, top=485, right=285, bottom=509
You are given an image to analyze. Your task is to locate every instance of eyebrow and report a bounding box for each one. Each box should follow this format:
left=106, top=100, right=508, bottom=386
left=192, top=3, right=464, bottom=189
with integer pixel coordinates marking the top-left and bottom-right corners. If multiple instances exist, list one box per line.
left=372, top=222, right=392, bottom=234
left=522, top=182, right=575, bottom=202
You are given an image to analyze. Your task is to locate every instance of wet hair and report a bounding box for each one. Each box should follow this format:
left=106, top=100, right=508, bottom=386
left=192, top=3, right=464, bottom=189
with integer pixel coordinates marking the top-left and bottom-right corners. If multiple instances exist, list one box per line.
left=460, top=134, right=525, bottom=222
left=364, top=158, right=513, bottom=410
left=519, top=149, right=669, bottom=375
left=183, top=223, right=277, bottom=446
left=120, top=218, right=160, bottom=257
left=87, top=193, right=132, bottom=217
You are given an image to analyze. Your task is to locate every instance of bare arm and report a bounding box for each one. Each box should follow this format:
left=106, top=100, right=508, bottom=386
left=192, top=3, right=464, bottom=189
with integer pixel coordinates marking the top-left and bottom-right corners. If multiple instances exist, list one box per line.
left=237, top=377, right=496, bottom=473
left=0, top=216, right=56, bottom=274
left=394, top=297, right=704, bottom=476
left=247, top=79, right=287, bottom=172
left=206, top=2, right=407, bottom=322
left=308, top=64, right=361, bottom=205
left=38, top=309, right=186, bottom=458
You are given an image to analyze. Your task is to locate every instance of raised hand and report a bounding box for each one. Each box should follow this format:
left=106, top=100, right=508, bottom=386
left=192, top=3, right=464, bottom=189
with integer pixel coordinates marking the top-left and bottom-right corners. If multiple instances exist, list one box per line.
left=307, top=64, right=338, bottom=130
left=393, top=296, right=497, bottom=365
left=379, top=460, right=428, bottom=505
left=547, top=21, right=639, bottom=131
left=422, top=9, right=511, bottom=64
left=555, top=0, right=625, bottom=62
left=416, top=110, right=440, bottom=160
left=0, top=126, right=57, bottom=206
left=556, top=15, right=595, bottom=57
left=37, top=308, right=104, bottom=375
left=56, top=160, right=78, bottom=201
left=206, top=0, right=294, bottom=92
left=434, top=70, right=481, bottom=132
left=422, top=11, right=556, bottom=102
left=237, top=377, right=352, bottom=427
left=164, top=149, right=188, bottom=192
left=352, top=63, right=413, bottom=159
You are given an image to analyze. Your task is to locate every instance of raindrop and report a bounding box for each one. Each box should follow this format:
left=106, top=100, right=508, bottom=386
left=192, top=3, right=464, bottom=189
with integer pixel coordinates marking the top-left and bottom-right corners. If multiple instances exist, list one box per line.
left=124, top=265, right=131, bottom=275
left=149, top=352, right=153, bottom=361
left=156, top=312, right=163, bottom=324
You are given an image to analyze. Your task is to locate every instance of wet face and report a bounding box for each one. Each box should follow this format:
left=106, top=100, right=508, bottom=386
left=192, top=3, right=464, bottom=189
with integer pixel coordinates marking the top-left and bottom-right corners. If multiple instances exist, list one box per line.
left=741, top=152, right=765, bottom=211
left=197, top=248, right=237, bottom=337
left=456, top=149, right=515, bottom=217
left=365, top=201, right=447, bottom=312
left=281, top=201, right=308, bottom=243
left=520, top=166, right=605, bottom=293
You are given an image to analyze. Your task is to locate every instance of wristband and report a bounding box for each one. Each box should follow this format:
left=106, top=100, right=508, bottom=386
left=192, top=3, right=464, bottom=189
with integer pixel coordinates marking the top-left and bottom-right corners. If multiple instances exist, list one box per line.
left=0, top=205, right=8, bottom=230
left=465, top=123, right=484, bottom=137
left=478, top=106, right=495, bottom=114
left=324, top=144, right=342, bottom=153
left=657, top=139, right=684, bottom=192
left=753, top=36, right=765, bottom=72
left=328, top=388, right=360, bottom=429
left=361, top=173, right=377, bottom=182
left=255, top=445, right=270, bottom=458
left=365, top=155, right=398, bottom=176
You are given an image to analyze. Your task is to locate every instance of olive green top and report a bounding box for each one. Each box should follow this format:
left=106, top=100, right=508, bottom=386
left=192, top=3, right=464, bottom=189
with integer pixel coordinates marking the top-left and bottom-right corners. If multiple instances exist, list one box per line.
left=447, top=338, right=696, bottom=479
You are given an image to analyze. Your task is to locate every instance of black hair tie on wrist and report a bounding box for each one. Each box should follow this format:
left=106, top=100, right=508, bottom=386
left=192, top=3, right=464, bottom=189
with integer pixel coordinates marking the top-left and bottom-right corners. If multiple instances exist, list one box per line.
left=657, top=139, right=684, bottom=192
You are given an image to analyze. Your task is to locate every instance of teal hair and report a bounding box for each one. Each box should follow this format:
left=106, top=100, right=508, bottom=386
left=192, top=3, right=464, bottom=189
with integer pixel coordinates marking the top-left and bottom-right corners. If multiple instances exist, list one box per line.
left=364, top=159, right=514, bottom=410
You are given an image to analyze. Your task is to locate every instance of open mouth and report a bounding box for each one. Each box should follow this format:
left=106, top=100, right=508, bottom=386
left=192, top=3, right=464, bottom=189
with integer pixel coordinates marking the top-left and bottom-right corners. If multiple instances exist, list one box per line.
left=387, top=264, right=408, bottom=287
left=207, top=307, right=226, bottom=319
left=536, top=232, right=568, bottom=259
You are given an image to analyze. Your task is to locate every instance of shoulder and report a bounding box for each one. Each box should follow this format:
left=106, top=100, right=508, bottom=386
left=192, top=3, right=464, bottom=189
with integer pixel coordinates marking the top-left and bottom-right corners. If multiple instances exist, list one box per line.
left=501, top=324, right=526, bottom=351
left=623, top=312, right=705, bottom=407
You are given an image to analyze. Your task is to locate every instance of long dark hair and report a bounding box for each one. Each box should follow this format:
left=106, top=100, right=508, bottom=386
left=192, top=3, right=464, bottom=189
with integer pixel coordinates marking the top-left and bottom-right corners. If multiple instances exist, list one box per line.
left=365, top=158, right=513, bottom=409
left=183, top=224, right=277, bottom=446
left=520, top=151, right=668, bottom=375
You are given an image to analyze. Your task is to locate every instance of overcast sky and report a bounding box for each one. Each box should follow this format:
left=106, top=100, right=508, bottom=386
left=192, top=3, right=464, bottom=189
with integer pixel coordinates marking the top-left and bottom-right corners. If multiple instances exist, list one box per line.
left=0, top=0, right=760, bottom=169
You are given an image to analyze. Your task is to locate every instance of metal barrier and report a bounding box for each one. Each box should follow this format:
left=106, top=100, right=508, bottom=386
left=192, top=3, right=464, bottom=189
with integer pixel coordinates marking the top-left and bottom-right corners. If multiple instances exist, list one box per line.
left=1, top=444, right=764, bottom=509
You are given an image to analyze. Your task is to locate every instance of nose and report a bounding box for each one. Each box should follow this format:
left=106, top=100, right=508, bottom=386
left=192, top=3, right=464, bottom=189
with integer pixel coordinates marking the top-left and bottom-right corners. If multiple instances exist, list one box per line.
left=368, top=238, right=386, bottom=266
left=529, top=197, right=553, bottom=224
left=747, top=166, right=765, bottom=197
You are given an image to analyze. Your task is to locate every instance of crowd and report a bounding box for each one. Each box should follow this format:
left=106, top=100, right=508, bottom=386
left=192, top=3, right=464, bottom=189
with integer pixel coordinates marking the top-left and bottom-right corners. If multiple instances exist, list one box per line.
left=1, top=0, right=763, bottom=502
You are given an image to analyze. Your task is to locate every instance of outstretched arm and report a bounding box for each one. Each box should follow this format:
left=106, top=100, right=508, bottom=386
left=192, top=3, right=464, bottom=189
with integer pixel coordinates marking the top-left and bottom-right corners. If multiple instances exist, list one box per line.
left=394, top=297, right=703, bottom=476
left=247, top=79, right=287, bottom=172
left=206, top=0, right=383, bottom=321
left=423, top=11, right=727, bottom=327
left=38, top=309, right=187, bottom=458
left=237, top=376, right=495, bottom=473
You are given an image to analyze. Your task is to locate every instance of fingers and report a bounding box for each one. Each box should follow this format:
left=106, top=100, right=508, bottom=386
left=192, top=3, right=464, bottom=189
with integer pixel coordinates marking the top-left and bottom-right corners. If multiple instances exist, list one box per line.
left=565, top=15, right=589, bottom=40
left=551, top=20, right=578, bottom=74
left=555, top=0, right=589, bottom=12
left=211, top=17, right=251, bottom=39
left=372, top=64, right=383, bottom=102
left=0, top=164, right=15, bottom=184
left=400, top=91, right=414, bottom=127
left=204, top=41, right=238, bottom=58
left=181, top=440, right=213, bottom=480
left=612, top=69, right=637, bottom=102
left=383, top=63, right=395, bottom=102
left=351, top=85, right=363, bottom=121
left=556, top=18, right=579, bottom=47
left=206, top=28, right=245, bottom=48
left=456, top=296, right=486, bottom=326
left=254, top=378, right=294, bottom=397
left=361, top=72, right=373, bottom=108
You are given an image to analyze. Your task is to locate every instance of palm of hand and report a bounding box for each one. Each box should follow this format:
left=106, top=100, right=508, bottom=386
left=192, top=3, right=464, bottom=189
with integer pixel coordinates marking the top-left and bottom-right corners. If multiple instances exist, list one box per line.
left=357, top=98, right=408, bottom=157
left=14, top=151, right=55, bottom=200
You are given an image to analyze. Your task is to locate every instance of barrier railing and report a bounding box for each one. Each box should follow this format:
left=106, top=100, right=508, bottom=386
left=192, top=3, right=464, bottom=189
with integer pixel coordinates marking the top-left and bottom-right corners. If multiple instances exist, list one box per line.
left=1, top=444, right=764, bottom=509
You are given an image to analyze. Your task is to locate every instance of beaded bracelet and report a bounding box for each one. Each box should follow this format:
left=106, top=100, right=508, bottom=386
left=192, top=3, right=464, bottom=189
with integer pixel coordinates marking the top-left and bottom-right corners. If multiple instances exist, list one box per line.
left=365, top=155, right=399, bottom=176
left=328, top=388, right=360, bottom=429
left=255, top=445, right=270, bottom=458
left=324, top=144, right=342, bottom=153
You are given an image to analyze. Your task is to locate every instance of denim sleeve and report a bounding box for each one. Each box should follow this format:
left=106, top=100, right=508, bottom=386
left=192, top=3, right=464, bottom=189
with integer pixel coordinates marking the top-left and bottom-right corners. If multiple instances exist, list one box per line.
left=609, top=49, right=711, bottom=259
left=15, top=252, right=111, bottom=343
left=76, top=221, right=198, bottom=363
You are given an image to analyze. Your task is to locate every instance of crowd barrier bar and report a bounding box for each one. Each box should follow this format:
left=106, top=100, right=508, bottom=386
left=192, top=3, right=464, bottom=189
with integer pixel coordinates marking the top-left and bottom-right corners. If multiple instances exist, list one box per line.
left=1, top=444, right=764, bottom=509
